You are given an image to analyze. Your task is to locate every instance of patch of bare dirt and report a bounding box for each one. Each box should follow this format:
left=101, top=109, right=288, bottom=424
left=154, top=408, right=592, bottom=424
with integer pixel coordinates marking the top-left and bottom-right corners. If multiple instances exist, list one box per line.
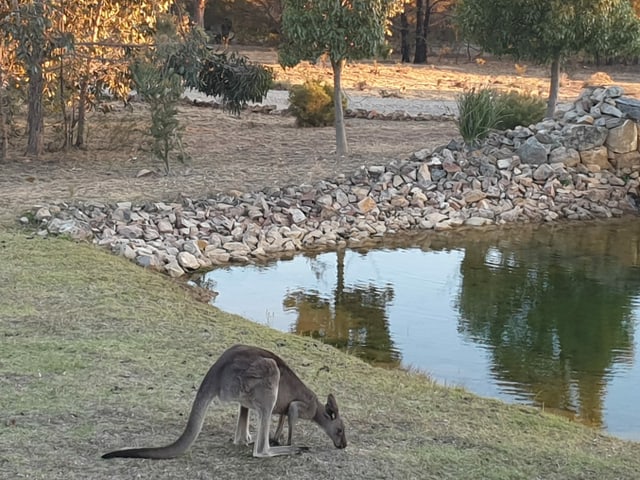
left=240, top=46, right=640, bottom=101
left=0, top=102, right=456, bottom=225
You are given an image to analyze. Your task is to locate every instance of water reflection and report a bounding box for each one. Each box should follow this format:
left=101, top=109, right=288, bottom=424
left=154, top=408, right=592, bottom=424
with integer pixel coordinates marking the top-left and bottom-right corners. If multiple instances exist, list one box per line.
left=197, top=219, right=640, bottom=438
left=284, top=250, right=399, bottom=366
left=457, top=239, right=636, bottom=427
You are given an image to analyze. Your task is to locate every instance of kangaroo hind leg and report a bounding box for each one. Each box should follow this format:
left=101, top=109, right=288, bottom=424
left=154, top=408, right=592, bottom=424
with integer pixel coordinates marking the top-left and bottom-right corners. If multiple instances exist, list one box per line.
left=249, top=358, right=306, bottom=457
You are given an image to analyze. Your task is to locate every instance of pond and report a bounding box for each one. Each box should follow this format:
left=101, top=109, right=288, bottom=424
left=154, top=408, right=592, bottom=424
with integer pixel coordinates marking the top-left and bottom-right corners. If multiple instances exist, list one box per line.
left=196, top=219, right=640, bottom=441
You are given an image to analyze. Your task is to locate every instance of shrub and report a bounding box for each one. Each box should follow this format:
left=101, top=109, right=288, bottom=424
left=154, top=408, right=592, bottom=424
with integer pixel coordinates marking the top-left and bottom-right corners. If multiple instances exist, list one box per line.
left=456, top=88, right=502, bottom=145
left=288, top=80, right=346, bottom=127
left=457, top=88, right=547, bottom=144
left=494, top=91, right=546, bottom=130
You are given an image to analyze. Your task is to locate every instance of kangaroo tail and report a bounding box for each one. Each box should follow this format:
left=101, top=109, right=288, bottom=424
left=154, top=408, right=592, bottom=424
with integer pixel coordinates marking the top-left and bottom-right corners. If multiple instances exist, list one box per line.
left=102, top=373, right=218, bottom=460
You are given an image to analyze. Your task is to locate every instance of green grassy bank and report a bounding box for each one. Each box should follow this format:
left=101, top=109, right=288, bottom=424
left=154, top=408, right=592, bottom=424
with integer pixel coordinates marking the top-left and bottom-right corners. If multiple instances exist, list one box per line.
left=1, top=230, right=639, bottom=479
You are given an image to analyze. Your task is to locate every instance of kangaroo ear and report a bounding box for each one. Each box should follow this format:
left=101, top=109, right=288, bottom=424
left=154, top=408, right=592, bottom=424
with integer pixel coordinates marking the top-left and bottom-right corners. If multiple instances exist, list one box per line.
left=325, top=393, right=339, bottom=419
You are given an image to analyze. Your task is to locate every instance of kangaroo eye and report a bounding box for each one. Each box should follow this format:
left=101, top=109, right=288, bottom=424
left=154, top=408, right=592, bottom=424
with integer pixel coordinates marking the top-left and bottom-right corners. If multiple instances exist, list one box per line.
left=336, top=428, right=343, bottom=435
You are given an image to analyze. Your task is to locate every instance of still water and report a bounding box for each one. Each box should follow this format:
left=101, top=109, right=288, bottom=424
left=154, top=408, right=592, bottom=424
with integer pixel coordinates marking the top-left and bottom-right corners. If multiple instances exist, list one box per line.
left=197, top=220, right=640, bottom=440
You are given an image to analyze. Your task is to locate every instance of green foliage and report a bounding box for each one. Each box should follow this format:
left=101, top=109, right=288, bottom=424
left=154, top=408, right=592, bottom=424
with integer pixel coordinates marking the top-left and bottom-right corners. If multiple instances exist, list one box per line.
left=131, top=60, right=185, bottom=174
left=195, top=52, right=273, bottom=116
left=494, top=91, right=546, bottom=131
left=131, top=16, right=186, bottom=174
left=279, top=0, right=395, bottom=67
left=279, top=0, right=395, bottom=154
left=456, top=0, right=640, bottom=64
left=288, top=80, right=347, bottom=127
left=456, top=88, right=502, bottom=145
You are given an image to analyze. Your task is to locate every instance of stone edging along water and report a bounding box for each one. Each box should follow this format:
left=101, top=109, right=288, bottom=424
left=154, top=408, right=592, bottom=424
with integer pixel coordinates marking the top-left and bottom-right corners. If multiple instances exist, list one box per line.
left=29, top=86, right=640, bottom=278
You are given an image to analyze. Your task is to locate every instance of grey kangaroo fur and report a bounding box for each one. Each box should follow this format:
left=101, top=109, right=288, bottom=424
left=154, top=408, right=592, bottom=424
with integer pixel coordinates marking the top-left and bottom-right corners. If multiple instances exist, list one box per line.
left=102, top=344, right=347, bottom=459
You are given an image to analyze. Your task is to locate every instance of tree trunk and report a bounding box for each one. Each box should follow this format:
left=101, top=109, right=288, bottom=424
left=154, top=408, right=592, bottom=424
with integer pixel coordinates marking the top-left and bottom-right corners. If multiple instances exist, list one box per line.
left=546, top=57, right=560, bottom=118
left=414, top=0, right=425, bottom=64
left=332, top=58, right=348, bottom=156
left=26, top=62, right=45, bottom=156
left=75, top=77, right=88, bottom=148
left=400, top=12, right=410, bottom=63
left=421, top=2, right=431, bottom=64
left=193, top=0, right=206, bottom=28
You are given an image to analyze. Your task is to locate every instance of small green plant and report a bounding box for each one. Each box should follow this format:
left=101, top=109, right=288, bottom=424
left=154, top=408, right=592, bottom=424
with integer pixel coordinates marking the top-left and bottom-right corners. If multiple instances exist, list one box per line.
left=495, top=91, right=546, bottom=130
left=288, top=80, right=346, bottom=127
left=456, top=88, right=502, bottom=145
left=131, top=59, right=184, bottom=174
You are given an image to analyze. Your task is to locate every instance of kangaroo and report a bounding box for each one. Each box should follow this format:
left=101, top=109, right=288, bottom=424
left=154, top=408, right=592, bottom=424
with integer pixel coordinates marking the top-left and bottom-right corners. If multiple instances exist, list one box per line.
left=102, top=344, right=347, bottom=459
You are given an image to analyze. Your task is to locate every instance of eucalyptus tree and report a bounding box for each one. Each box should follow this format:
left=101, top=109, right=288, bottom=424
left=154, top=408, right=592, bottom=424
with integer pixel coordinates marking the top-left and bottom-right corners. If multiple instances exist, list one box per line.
left=456, top=0, right=640, bottom=117
left=279, top=0, right=395, bottom=156
left=0, top=0, right=68, bottom=155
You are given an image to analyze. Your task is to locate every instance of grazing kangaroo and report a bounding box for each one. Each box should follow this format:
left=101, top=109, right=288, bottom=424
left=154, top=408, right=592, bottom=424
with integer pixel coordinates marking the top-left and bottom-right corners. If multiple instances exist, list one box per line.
left=102, top=344, right=347, bottom=459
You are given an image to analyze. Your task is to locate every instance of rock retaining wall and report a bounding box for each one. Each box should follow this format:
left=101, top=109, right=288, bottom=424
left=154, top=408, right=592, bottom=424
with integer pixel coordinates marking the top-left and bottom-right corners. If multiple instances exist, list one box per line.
left=31, top=86, right=640, bottom=278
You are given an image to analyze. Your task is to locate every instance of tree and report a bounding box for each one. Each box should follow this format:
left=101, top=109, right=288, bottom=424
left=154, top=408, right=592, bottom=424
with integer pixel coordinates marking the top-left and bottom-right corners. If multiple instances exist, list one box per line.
left=457, top=0, right=640, bottom=118
left=413, top=0, right=448, bottom=63
left=279, top=0, right=395, bottom=156
left=0, top=1, right=66, bottom=156
left=58, top=0, right=175, bottom=148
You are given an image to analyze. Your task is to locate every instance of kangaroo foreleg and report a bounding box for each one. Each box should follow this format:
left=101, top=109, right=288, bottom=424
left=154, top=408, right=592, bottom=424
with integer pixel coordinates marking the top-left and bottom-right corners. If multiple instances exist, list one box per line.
left=285, top=401, right=304, bottom=446
left=234, top=406, right=252, bottom=445
left=271, top=414, right=286, bottom=445
left=254, top=408, right=305, bottom=457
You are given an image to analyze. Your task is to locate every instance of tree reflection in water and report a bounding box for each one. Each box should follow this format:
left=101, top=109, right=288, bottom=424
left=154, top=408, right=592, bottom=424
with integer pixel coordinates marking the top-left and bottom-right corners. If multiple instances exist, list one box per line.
left=456, top=229, right=638, bottom=427
left=283, top=249, right=400, bottom=367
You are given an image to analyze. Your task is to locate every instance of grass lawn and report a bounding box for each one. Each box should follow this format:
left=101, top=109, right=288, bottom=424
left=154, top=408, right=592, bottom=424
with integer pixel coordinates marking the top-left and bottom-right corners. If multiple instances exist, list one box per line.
left=2, top=229, right=640, bottom=479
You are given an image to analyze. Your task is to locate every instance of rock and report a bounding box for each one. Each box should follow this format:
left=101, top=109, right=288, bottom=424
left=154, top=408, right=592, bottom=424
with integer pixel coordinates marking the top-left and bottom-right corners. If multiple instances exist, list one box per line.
left=357, top=196, right=377, bottom=213
left=136, top=254, right=162, bottom=268
left=222, top=241, right=251, bottom=255
left=601, top=103, right=623, bottom=118
left=117, top=224, right=144, bottom=239
left=610, top=151, right=640, bottom=169
left=580, top=147, right=612, bottom=170
left=465, top=217, right=491, bottom=226
left=606, top=86, right=624, bottom=98
left=563, top=125, right=608, bottom=151
left=426, top=212, right=448, bottom=224
left=47, top=218, right=93, bottom=241
left=157, top=218, right=173, bottom=234
left=497, top=158, right=514, bottom=170
left=35, top=207, right=51, bottom=221
left=616, top=96, right=640, bottom=121
left=464, top=190, right=486, bottom=204
left=516, top=137, right=548, bottom=165
left=533, top=164, right=555, bottom=182
left=412, top=148, right=431, bottom=161
left=289, top=208, right=306, bottom=224
left=549, top=147, right=580, bottom=167
left=417, top=164, right=432, bottom=182
left=177, top=251, right=200, bottom=270
left=606, top=120, right=637, bottom=153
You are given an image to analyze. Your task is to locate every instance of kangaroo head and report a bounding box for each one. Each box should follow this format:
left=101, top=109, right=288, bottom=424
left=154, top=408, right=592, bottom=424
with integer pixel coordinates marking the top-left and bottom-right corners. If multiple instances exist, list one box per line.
left=321, top=393, right=347, bottom=449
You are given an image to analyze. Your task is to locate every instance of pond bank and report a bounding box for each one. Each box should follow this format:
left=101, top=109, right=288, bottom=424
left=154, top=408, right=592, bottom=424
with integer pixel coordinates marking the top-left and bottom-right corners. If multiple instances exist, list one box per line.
left=29, top=86, right=640, bottom=277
